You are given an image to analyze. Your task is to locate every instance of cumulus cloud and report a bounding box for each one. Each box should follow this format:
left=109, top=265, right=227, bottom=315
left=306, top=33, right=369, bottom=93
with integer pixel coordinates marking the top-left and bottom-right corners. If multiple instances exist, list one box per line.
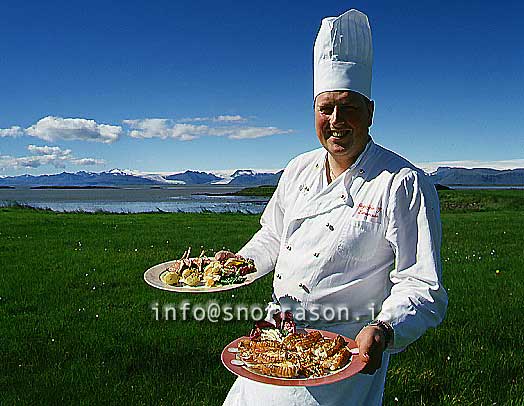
left=123, top=119, right=205, bottom=141
left=123, top=118, right=292, bottom=141
left=25, top=116, right=122, bottom=143
left=2, top=114, right=286, bottom=144
left=0, top=144, right=104, bottom=170
left=0, top=126, right=24, bottom=138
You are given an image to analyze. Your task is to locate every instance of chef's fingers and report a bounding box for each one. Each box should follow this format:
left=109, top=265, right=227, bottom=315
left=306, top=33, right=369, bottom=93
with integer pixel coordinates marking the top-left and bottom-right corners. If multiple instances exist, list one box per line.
left=356, top=326, right=385, bottom=375
left=214, top=250, right=236, bottom=261
left=360, top=343, right=383, bottom=374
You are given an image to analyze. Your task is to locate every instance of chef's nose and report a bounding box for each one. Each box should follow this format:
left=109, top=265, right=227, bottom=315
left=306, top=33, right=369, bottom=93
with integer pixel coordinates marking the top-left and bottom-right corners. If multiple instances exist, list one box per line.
left=330, top=106, right=344, bottom=128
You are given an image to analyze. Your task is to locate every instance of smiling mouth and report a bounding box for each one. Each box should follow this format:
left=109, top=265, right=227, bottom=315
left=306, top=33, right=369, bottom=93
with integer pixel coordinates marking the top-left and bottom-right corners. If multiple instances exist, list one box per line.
left=328, top=129, right=353, bottom=139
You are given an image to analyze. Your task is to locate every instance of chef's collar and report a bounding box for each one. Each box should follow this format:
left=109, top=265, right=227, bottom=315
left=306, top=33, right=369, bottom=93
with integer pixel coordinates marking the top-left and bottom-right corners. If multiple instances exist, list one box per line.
left=319, top=137, right=374, bottom=181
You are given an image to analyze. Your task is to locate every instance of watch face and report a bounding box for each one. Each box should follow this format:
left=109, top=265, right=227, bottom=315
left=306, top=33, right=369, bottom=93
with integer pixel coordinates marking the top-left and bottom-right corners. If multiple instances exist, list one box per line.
left=368, top=321, right=393, bottom=348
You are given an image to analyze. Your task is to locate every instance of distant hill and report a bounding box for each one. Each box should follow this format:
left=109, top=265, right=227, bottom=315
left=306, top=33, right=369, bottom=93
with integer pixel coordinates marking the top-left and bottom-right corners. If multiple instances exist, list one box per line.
left=228, top=170, right=284, bottom=186
left=428, top=167, right=524, bottom=186
left=165, top=170, right=222, bottom=184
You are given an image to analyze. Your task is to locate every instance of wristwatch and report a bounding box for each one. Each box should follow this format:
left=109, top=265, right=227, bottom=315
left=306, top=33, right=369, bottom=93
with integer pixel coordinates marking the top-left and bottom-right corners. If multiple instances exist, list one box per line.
left=367, top=320, right=394, bottom=349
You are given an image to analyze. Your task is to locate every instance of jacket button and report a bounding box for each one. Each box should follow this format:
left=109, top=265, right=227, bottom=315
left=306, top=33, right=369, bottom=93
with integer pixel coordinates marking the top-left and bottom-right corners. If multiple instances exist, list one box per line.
left=286, top=245, right=292, bottom=251
left=326, top=223, right=334, bottom=231
left=340, top=194, right=346, bottom=200
left=313, top=252, right=320, bottom=257
left=359, top=169, right=365, bottom=174
left=276, top=274, right=282, bottom=279
left=299, top=283, right=310, bottom=293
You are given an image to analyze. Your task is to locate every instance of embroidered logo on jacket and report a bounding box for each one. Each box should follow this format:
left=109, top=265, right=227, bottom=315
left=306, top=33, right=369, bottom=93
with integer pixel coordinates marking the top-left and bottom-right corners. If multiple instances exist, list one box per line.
left=356, top=203, right=382, bottom=219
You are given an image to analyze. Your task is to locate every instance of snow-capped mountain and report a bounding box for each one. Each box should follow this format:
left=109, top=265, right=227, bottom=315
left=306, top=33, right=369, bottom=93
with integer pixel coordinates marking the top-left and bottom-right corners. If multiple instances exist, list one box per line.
left=229, top=170, right=283, bottom=186
left=0, top=168, right=284, bottom=187
left=0, top=170, right=160, bottom=187
left=165, top=170, right=223, bottom=184
left=1, top=167, right=522, bottom=187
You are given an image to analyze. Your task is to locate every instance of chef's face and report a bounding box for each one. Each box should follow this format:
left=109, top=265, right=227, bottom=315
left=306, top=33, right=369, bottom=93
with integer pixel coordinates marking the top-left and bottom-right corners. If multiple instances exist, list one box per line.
left=315, top=91, right=374, bottom=165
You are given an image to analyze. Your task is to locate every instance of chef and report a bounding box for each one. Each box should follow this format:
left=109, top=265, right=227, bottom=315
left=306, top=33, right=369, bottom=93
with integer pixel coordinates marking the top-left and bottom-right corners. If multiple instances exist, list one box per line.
left=222, top=8, right=447, bottom=406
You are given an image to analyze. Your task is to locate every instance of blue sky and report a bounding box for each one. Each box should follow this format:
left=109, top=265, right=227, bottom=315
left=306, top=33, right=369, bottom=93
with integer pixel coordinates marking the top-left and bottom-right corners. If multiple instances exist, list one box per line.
left=1, top=0, right=523, bottom=176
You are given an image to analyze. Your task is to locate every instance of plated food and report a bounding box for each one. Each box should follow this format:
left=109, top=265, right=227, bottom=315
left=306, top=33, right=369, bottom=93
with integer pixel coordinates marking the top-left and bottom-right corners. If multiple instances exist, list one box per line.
left=143, top=248, right=260, bottom=293
left=160, top=248, right=256, bottom=288
left=221, top=312, right=365, bottom=386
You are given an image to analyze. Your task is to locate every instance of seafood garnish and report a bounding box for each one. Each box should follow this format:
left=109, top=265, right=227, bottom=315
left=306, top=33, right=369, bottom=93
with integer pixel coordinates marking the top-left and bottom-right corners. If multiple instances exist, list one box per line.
left=237, top=315, right=352, bottom=379
left=248, top=360, right=300, bottom=379
left=321, top=347, right=352, bottom=371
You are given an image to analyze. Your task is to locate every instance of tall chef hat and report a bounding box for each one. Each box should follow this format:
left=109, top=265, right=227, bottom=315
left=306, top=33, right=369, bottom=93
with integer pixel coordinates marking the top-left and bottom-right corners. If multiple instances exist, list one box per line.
left=314, top=9, right=373, bottom=100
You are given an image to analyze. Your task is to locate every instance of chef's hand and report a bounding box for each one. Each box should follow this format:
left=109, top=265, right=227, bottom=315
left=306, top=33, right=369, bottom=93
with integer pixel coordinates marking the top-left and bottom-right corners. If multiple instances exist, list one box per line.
left=355, top=325, right=387, bottom=375
left=214, top=250, right=237, bottom=261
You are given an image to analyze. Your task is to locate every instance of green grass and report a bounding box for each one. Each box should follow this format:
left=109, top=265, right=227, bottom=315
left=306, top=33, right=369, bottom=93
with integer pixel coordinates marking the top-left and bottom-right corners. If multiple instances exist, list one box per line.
left=231, top=185, right=276, bottom=197
left=1, top=190, right=523, bottom=405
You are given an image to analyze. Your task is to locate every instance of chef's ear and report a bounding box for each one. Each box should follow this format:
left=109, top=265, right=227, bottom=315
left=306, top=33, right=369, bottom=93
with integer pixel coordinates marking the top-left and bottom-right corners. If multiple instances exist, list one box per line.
left=367, top=100, right=374, bottom=127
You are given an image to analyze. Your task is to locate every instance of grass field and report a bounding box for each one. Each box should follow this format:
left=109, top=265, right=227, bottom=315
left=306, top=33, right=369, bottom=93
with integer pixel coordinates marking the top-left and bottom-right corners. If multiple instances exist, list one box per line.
left=1, top=190, right=523, bottom=405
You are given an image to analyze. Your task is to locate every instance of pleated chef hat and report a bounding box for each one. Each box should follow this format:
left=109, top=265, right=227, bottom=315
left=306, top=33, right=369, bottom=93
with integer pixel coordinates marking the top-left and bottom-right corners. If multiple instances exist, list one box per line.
left=314, top=9, right=373, bottom=100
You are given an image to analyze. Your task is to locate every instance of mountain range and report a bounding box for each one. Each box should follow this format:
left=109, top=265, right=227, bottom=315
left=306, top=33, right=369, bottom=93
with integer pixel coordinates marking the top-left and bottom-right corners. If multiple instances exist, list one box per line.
left=0, top=167, right=523, bottom=187
left=0, top=169, right=284, bottom=187
left=427, top=167, right=524, bottom=186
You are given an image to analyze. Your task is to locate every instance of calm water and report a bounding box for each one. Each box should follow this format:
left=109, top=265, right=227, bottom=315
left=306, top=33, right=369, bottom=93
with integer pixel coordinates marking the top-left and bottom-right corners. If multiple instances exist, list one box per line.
left=0, top=185, right=270, bottom=213
left=450, top=185, right=524, bottom=190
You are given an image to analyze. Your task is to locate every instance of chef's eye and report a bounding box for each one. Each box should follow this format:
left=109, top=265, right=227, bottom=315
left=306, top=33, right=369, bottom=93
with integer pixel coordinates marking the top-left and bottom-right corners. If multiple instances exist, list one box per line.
left=318, top=106, right=334, bottom=115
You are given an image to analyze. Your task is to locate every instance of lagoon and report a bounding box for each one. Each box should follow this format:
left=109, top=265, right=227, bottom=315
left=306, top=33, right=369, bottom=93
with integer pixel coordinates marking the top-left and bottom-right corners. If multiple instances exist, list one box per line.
left=0, top=185, right=270, bottom=213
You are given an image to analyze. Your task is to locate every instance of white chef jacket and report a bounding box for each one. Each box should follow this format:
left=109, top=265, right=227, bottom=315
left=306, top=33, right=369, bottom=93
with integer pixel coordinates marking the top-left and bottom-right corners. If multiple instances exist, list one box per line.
left=224, top=140, right=448, bottom=406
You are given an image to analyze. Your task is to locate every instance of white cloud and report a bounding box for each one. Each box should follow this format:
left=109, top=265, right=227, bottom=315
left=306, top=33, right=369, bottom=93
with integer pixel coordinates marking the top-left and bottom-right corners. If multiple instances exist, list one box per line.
left=124, top=118, right=292, bottom=141
left=416, top=159, right=524, bottom=173
left=124, top=119, right=208, bottom=141
left=178, top=115, right=248, bottom=123
left=214, top=115, right=247, bottom=122
left=177, top=117, right=210, bottom=123
left=0, top=126, right=24, bottom=138
left=0, top=144, right=104, bottom=170
left=221, top=126, right=292, bottom=140
left=27, top=144, right=71, bottom=156
left=25, top=116, right=122, bottom=143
